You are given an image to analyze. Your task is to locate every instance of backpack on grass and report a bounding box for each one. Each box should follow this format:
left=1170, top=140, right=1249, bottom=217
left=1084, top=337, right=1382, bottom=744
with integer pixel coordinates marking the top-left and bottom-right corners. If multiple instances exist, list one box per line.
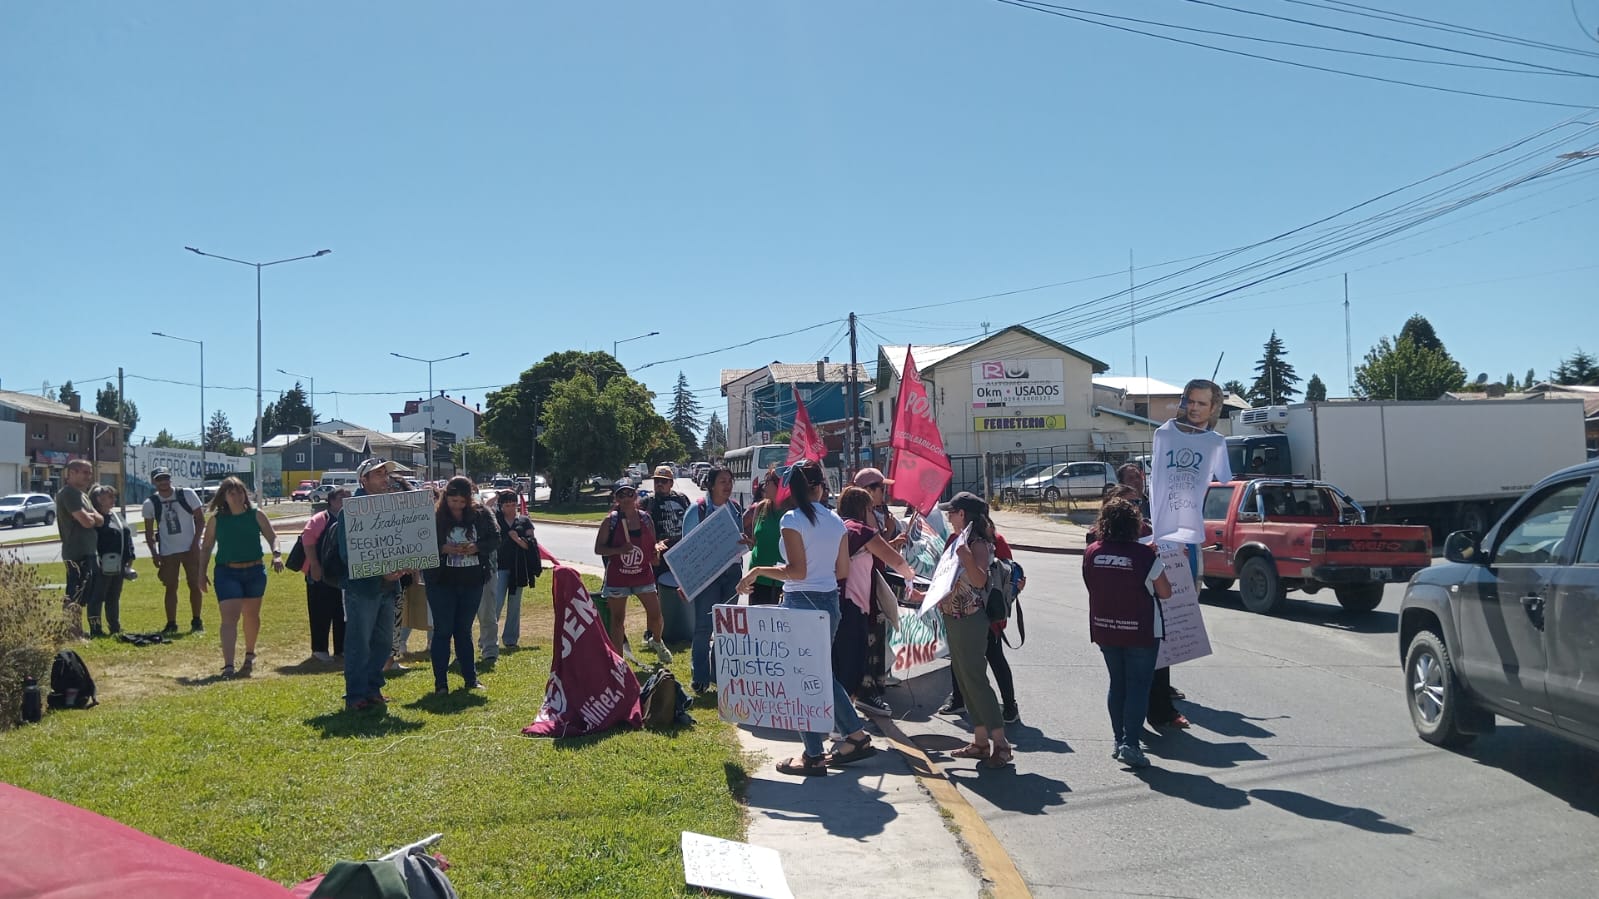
left=638, top=667, right=692, bottom=729
left=47, top=649, right=97, bottom=709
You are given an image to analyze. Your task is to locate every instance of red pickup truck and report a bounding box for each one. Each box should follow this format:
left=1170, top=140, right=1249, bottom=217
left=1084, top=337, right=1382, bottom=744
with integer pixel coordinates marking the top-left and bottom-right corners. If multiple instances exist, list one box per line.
left=1198, top=478, right=1432, bottom=615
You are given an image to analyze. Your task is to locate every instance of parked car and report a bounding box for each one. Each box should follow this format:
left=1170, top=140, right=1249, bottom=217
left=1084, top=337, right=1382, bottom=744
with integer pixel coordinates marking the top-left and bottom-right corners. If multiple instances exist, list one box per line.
left=1014, top=461, right=1116, bottom=502
left=0, top=494, right=55, bottom=528
left=1399, top=459, right=1599, bottom=751
left=993, top=463, right=1051, bottom=503
left=1200, top=478, right=1432, bottom=614
left=291, top=480, right=317, bottom=502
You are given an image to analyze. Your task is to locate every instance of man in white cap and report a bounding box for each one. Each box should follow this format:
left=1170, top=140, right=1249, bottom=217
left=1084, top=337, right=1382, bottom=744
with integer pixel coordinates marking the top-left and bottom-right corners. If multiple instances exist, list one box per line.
left=338, top=458, right=415, bottom=712
left=142, top=467, right=207, bottom=635
left=638, top=464, right=689, bottom=659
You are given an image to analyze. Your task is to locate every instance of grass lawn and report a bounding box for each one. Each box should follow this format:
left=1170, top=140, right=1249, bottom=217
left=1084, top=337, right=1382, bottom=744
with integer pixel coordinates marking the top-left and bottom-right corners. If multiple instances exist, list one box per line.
left=526, top=488, right=615, bottom=523
left=0, top=558, right=749, bottom=896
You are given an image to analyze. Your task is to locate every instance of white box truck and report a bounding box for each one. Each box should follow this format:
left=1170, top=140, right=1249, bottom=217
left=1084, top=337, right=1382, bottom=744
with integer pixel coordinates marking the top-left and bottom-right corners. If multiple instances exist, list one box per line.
left=1227, top=399, right=1587, bottom=535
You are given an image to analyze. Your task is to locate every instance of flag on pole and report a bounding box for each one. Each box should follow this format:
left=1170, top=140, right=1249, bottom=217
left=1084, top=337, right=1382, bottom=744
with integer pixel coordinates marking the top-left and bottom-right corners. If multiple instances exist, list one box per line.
left=786, top=386, right=826, bottom=465
left=888, top=348, right=952, bottom=514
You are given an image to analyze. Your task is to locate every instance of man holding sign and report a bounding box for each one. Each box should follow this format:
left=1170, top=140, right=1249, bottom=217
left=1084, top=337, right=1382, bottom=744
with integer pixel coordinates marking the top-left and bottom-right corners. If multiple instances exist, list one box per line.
left=338, top=458, right=427, bottom=712
left=674, top=466, right=751, bottom=695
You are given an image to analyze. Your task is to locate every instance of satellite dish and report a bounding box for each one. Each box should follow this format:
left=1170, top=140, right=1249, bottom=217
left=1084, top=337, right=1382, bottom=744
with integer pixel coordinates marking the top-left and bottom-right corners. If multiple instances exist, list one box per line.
left=1473, top=373, right=1489, bottom=385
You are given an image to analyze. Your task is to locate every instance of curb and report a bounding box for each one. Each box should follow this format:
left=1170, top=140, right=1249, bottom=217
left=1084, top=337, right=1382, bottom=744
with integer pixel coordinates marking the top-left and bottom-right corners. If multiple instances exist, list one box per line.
left=870, top=713, right=1034, bottom=898
left=1007, top=543, right=1083, bottom=556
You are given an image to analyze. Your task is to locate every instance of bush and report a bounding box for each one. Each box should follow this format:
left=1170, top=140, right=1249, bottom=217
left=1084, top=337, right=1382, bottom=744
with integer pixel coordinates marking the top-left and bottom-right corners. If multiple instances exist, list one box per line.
left=0, top=556, right=68, bottom=729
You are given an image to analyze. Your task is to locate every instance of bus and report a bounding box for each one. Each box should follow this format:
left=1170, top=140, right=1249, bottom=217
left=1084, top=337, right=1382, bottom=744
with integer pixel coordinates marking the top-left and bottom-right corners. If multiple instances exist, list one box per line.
left=723, top=444, right=789, bottom=508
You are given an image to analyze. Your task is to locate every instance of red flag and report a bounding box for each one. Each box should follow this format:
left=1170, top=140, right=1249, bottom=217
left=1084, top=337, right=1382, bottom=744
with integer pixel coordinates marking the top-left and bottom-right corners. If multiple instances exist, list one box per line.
left=786, top=386, right=826, bottom=464
left=888, top=348, right=952, bottom=514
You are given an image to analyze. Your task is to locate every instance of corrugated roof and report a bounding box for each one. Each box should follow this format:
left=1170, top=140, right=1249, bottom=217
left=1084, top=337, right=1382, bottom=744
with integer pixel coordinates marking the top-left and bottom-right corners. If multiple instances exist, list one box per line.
left=0, top=390, right=120, bottom=426
left=720, top=369, right=758, bottom=388
left=876, top=344, right=973, bottom=378
left=765, top=363, right=870, bottom=384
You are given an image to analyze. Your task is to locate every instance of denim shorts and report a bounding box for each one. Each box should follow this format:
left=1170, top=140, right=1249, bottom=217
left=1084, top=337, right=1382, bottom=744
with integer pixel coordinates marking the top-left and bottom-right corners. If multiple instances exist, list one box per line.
left=214, top=563, right=267, bottom=601
left=602, top=582, right=657, bottom=599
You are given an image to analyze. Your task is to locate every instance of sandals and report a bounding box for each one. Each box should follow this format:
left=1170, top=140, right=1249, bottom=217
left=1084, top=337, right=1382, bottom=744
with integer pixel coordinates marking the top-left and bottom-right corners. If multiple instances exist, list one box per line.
left=826, top=733, right=879, bottom=767
left=983, top=745, right=1015, bottom=769
left=776, top=755, right=829, bottom=777
left=950, top=743, right=992, bottom=760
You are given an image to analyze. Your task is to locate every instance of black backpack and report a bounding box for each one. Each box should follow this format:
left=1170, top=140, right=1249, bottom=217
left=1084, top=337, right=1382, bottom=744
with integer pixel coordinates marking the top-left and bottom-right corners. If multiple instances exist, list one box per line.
left=638, top=667, right=693, bottom=729
left=48, top=649, right=97, bottom=709
left=149, top=488, right=197, bottom=522
left=318, top=517, right=348, bottom=588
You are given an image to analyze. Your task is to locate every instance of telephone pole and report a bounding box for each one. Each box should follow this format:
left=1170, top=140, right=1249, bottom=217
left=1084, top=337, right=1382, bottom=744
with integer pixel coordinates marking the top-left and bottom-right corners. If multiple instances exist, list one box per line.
left=1344, top=274, right=1353, bottom=398
left=847, top=313, right=860, bottom=478
left=117, top=367, right=127, bottom=508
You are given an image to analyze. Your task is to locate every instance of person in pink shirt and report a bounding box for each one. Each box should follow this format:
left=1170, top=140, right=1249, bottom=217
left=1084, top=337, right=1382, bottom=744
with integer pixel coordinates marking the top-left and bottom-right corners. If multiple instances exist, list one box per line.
left=300, top=487, right=350, bottom=662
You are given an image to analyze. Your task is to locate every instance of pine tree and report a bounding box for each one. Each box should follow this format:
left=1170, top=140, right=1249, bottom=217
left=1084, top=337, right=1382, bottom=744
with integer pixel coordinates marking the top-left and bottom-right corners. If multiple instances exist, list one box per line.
left=703, top=412, right=728, bottom=457
left=667, top=371, right=703, bottom=458
left=1524, top=367, right=1537, bottom=390
left=1552, top=349, right=1599, bottom=386
left=205, top=410, right=235, bottom=453
left=57, top=381, right=80, bottom=410
left=1247, top=331, right=1301, bottom=406
left=1305, top=374, right=1327, bottom=402
left=94, top=382, right=138, bottom=439
left=275, top=384, right=315, bottom=433
left=1222, top=380, right=1248, bottom=401
left=1398, top=314, right=1444, bottom=353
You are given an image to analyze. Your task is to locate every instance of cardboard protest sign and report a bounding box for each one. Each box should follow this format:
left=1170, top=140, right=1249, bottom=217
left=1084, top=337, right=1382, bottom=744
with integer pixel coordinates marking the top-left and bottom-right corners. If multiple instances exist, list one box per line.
left=888, top=610, right=948, bottom=680
left=340, top=489, right=439, bottom=579
left=713, top=605, right=833, bottom=732
left=1155, top=540, right=1212, bottom=668
left=681, top=832, right=793, bottom=899
left=916, top=524, right=970, bottom=616
left=523, top=567, right=641, bottom=738
left=664, top=503, right=745, bottom=600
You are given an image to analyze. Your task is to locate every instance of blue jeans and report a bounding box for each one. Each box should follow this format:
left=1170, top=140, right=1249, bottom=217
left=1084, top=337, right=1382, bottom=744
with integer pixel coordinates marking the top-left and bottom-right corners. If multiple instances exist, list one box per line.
left=477, top=573, right=511, bottom=659
left=690, top=565, right=743, bottom=687
left=781, top=589, right=866, bottom=758
left=1100, top=643, right=1161, bottom=749
left=500, top=569, right=524, bottom=647
left=427, top=582, right=482, bottom=691
left=342, top=581, right=397, bottom=704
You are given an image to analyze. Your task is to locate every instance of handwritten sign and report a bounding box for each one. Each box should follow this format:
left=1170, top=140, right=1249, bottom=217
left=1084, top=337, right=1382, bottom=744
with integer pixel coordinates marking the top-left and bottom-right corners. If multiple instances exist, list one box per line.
left=681, top=831, right=793, bottom=899
left=713, top=605, right=833, bottom=732
left=1155, top=540, right=1211, bottom=668
left=889, top=609, right=948, bottom=679
left=664, top=502, right=745, bottom=601
left=916, top=524, right=970, bottom=616
left=341, top=489, right=439, bottom=579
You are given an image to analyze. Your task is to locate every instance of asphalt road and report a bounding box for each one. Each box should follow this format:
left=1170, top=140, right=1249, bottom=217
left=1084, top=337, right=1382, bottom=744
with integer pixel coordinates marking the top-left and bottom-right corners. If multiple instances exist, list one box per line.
left=884, top=548, right=1599, bottom=898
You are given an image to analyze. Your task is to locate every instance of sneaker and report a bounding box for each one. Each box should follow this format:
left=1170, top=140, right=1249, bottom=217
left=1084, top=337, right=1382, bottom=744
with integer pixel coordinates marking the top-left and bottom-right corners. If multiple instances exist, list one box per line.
left=937, top=697, right=966, bottom=716
left=1120, top=745, right=1151, bottom=768
left=644, top=636, right=673, bottom=664
left=161, top=622, right=179, bottom=636
left=1002, top=702, right=1020, bottom=724
left=311, top=651, right=335, bottom=663
left=190, top=618, right=205, bottom=633
left=857, top=694, right=893, bottom=717
left=622, top=642, right=640, bottom=665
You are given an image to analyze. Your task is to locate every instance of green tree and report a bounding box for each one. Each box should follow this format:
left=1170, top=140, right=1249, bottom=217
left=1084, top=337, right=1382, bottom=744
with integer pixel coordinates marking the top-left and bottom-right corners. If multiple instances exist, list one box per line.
left=1504, top=372, right=1517, bottom=391
left=275, top=384, right=315, bottom=433
left=483, top=350, right=628, bottom=474
left=667, top=371, right=703, bottom=458
left=256, top=400, right=279, bottom=441
left=1354, top=335, right=1467, bottom=400
left=1222, top=379, right=1248, bottom=401
left=1247, top=331, right=1300, bottom=406
left=204, top=410, right=245, bottom=456
left=1398, top=314, right=1444, bottom=353
left=1524, top=367, right=1537, bottom=390
left=94, top=382, right=138, bottom=440
left=462, top=441, right=510, bottom=482
left=57, top=381, right=80, bottom=410
left=150, top=428, right=198, bottom=450
left=702, top=411, right=728, bottom=458
left=1304, top=373, right=1327, bottom=402
left=541, top=372, right=628, bottom=489
left=1551, top=348, right=1599, bottom=386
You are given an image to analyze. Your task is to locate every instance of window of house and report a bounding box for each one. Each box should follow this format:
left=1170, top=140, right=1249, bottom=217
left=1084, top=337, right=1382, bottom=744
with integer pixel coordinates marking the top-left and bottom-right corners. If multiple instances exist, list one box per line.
left=333, top=452, right=343, bottom=463
left=31, top=425, right=47, bottom=440
left=295, top=452, right=306, bottom=464
left=877, top=401, right=884, bottom=424
left=66, top=431, right=80, bottom=444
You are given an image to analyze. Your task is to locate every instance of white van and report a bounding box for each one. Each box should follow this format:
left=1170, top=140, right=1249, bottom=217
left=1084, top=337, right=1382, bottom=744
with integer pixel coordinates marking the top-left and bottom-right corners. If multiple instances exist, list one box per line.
left=320, top=470, right=360, bottom=490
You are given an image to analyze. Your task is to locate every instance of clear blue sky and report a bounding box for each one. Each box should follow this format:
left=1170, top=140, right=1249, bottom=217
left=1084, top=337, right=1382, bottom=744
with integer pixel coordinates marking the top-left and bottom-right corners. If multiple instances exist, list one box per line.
left=4, top=1, right=1595, bottom=449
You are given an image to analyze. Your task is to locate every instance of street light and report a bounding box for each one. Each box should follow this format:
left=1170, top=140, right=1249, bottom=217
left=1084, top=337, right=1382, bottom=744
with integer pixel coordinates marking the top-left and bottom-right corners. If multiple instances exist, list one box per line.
left=613, top=330, right=659, bottom=359
left=390, top=351, right=470, bottom=483
left=275, top=368, right=315, bottom=425
left=151, top=331, right=204, bottom=467
left=185, top=246, right=331, bottom=505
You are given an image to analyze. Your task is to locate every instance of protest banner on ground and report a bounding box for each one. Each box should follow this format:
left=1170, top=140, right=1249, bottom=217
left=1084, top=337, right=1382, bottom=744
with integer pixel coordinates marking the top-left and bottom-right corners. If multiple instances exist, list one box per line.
left=1155, top=540, right=1211, bottom=668
left=681, top=832, right=794, bottom=899
left=713, top=605, right=832, bottom=732
left=340, top=489, right=440, bottom=579
left=664, top=503, right=744, bottom=601
left=524, top=567, right=642, bottom=738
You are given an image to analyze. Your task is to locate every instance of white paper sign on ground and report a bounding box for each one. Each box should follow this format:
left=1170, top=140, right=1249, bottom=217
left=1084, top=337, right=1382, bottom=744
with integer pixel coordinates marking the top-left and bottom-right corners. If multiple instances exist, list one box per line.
left=1155, top=540, right=1211, bottom=668
left=713, top=605, right=833, bottom=732
left=681, top=831, right=794, bottom=899
left=341, top=489, right=440, bottom=579
left=916, top=523, right=970, bottom=616
left=664, top=502, right=745, bottom=601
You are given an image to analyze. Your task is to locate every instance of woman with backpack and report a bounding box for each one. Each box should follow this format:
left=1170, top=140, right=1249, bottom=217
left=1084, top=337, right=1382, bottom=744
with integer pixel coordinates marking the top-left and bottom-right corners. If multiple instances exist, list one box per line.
left=482, top=488, right=540, bottom=661
left=299, top=486, right=349, bottom=662
left=939, top=529, right=1021, bottom=724
left=199, top=476, right=286, bottom=678
left=428, top=477, right=499, bottom=694
left=85, top=485, right=134, bottom=638
left=836, top=486, right=917, bottom=716
left=594, top=480, right=670, bottom=662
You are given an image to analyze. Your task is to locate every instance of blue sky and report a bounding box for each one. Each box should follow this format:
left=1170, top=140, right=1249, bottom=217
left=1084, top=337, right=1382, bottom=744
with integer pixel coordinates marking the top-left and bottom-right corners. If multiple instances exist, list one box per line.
left=3, top=1, right=1595, bottom=449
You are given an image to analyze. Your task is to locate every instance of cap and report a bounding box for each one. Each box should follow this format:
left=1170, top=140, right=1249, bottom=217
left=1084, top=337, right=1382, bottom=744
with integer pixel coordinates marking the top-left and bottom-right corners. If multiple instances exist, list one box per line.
left=150, top=467, right=172, bottom=481
left=613, top=479, right=638, bottom=495
left=356, top=458, right=401, bottom=479
left=852, top=467, right=893, bottom=489
left=652, top=465, right=676, bottom=481
left=938, top=491, right=989, bottom=519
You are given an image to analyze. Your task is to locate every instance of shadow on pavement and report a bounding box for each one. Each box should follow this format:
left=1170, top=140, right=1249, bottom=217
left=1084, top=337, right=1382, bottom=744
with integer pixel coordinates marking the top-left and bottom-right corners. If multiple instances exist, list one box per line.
left=1004, top=720, right=1073, bottom=755
left=1197, top=586, right=1398, bottom=634
left=1248, top=788, right=1414, bottom=834
left=909, top=733, right=970, bottom=753
left=1462, top=724, right=1599, bottom=814
left=745, top=768, right=899, bottom=839
left=946, top=768, right=1070, bottom=815
left=1134, top=768, right=1250, bottom=809
left=1179, top=701, right=1285, bottom=739
left=1142, top=731, right=1268, bottom=768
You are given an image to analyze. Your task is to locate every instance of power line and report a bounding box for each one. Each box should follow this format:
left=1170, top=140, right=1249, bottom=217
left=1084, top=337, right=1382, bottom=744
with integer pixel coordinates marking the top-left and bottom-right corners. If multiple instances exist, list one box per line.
left=632, top=319, right=841, bottom=372
left=1307, top=0, right=1599, bottom=59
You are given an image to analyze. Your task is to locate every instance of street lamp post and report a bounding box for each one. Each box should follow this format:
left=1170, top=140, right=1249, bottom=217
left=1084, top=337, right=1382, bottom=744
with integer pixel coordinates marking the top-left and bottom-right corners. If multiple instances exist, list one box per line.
left=151, top=331, right=204, bottom=469
left=612, top=330, right=659, bottom=359
left=276, top=368, right=315, bottom=425
left=390, top=352, right=470, bottom=483
left=185, top=246, right=331, bottom=505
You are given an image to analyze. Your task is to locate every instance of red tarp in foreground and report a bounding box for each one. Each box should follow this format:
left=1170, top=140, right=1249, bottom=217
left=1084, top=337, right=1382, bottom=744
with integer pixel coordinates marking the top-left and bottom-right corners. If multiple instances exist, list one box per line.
left=523, top=565, right=641, bottom=738
left=0, top=781, right=297, bottom=899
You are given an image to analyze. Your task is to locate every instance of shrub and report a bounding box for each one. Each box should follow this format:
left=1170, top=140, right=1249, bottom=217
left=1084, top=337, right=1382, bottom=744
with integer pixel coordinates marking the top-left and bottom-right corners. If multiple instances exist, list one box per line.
left=0, top=556, right=68, bottom=729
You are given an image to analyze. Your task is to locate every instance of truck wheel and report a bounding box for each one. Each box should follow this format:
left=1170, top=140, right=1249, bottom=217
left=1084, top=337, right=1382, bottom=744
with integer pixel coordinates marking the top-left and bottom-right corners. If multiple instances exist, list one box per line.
left=1238, top=557, right=1286, bottom=614
left=1334, top=583, right=1384, bottom=613
left=1202, top=576, right=1234, bottom=593
left=1043, top=486, right=1060, bottom=503
left=1404, top=630, right=1476, bottom=748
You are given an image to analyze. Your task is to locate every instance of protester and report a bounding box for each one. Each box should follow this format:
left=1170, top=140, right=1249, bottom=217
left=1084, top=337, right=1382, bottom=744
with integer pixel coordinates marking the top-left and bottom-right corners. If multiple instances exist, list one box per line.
left=387, top=470, right=419, bottom=672
left=1084, top=497, right=1173, bottom=768
left=54, top=458, right=104, bottom=625
left=852, top=467, right=904, bottom=714
left=679, top=466, right=750, bottom=694
left=85, top=485, right=134, bottom=637
left=481, top=488, right=540, bottom=661
left=300, top=486, right=349, bottom=662
left=339, top=458, right=413, bottom=712
left=1116, top=462, right=1152, bottom=520
left=741, top=468, right=785, bottom=606
left=142, top=467, right=206, bottom=634
left=641, top=464, right=691, bottom=648
left=940, top=529, right=1020, bottom=723
left=836, top=486, right=916, bottom=716
left=595, top=481, right=671, bottom=662
left=928, top=492, right=1014, bottom=768
left=428, top=477, right=499, bottom=694
left=737, top=460, right=879, bottom=777
left=198, top=476, right=285, bottom=678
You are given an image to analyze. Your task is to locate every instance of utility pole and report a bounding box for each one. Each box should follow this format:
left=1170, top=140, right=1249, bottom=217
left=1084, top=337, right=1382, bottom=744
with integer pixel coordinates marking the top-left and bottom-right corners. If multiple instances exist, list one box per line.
left=1344, top=274, right=1353, bottom=398
left=117, top=367, right=127, bottom=509
left=1129, top=249, right=1136, bottom=377
left=529, top=393, right=541, bottom=507
left=847, top=313, right=859, bottom=478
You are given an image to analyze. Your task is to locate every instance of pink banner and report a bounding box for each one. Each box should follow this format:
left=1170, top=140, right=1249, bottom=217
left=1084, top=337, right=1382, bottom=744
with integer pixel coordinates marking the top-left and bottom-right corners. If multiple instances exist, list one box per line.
left=523, top=567, right=642, bottom=738
left=786, top=386, right=826, bottom=464
left=889, top=348, right=951, bottom=513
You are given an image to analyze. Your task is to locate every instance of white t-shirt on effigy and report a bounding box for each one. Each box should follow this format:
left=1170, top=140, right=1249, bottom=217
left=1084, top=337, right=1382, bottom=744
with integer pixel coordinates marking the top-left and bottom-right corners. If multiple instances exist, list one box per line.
left=1149, top=419, right=1232, bottom=544
left=779, top=503, right=848, bottom=594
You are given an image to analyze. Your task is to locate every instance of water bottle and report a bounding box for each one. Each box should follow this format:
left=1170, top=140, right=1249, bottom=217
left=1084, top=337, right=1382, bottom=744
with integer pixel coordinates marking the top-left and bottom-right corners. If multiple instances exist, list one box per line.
left=21, top=675, right=43, bottom=724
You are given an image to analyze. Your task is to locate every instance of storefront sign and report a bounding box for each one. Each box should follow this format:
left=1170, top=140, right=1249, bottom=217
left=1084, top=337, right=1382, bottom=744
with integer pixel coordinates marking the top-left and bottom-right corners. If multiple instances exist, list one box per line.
left=972, top=414, right=1066, bottom=432
left=971, top=358, right=1065, bottom=408
left=34, top=450, right=82, bottom=466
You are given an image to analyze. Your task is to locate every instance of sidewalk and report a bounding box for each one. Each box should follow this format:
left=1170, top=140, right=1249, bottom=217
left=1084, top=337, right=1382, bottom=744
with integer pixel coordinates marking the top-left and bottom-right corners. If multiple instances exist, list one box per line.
left=990, top=507, right=1092, bottom=555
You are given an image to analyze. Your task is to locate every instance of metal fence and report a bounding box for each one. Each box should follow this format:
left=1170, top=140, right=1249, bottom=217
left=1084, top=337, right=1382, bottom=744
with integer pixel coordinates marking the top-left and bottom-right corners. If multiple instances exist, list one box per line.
left=943, top=441, right=1153, bottom=510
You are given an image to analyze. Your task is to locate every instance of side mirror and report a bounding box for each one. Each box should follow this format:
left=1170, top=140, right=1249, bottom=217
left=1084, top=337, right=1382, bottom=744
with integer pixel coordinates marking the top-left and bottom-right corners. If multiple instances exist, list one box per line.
left=1444, top=531, right=1482, bottom=564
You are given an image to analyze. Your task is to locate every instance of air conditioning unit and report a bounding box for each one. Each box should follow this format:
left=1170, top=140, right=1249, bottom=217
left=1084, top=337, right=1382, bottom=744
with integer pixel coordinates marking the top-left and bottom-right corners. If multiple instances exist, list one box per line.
left=1238, top=405, right=1290, bottom=430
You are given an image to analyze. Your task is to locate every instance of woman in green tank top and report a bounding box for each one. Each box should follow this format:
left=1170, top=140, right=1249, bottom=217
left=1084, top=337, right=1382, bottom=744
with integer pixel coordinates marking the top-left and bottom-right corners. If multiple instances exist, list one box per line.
left=743, top=469, right=785, bottom=605
left=199, top=477, right=285, bottom=678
